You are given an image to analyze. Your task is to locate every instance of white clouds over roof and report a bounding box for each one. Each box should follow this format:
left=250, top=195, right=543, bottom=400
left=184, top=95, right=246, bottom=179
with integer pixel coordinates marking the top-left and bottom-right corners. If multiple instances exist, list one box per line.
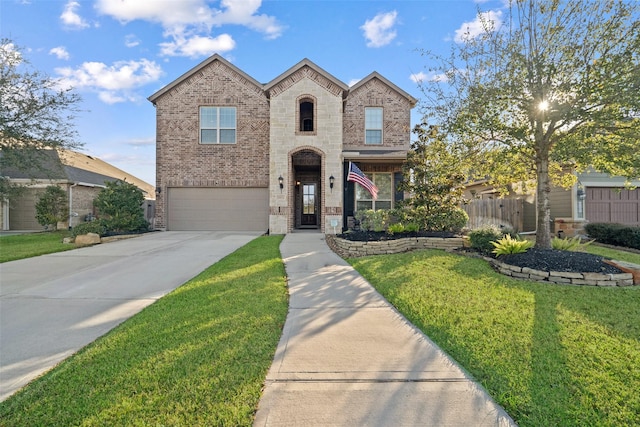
left=49, top=46, right=70, bottom=60
left=454, top=10, right=502, bottom=43
left=95, top=0, right=283, bottom=57
left=60, top=0, right=90, bottom=29
left=55, top=59, right=163, bottom=104
left=361, top=10, right=398, bottom=48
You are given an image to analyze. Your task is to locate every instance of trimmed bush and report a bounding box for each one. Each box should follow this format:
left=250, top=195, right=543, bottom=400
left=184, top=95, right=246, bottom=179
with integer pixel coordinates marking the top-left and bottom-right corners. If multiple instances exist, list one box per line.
left=355, top=210, right=390, bottom=232
left=584, top=222, right=640, bottom=250
left=71, top=220, right=107, bottom=238
left=468, top=225, right=505, bottom=253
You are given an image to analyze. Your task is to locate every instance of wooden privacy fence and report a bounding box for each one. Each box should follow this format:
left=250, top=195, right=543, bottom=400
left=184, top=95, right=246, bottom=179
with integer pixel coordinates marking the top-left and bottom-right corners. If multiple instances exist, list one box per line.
left=462, top=198, right=524, bottom=231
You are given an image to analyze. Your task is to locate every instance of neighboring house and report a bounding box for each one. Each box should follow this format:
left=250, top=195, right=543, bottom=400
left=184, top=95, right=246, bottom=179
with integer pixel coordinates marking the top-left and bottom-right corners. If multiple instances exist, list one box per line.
left=463, top=171, right=640, bottom=236
left=149, top=56, right=416, bottom=233
left=0, top=149, right=155, bottom=231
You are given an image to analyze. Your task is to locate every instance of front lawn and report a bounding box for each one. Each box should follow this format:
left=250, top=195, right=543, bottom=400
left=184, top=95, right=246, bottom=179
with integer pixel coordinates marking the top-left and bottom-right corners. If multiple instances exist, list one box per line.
left=0, top=235, right=288, bottom=426
left=0, top=231, right=76, bottom=263
left=349, top=250, right=640, bottom=427
left=585, top=244, right=640, bottom=265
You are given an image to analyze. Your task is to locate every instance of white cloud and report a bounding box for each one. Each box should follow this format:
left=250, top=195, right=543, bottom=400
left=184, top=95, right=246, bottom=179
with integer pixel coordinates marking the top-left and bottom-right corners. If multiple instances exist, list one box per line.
left=55, top=59, right=164, bottom=104
left=60, top=0, right=89, bottom=29
left=348, top=78, right=361, bottom=87
left=410, top=71, right=448, bottom=84
left=454, top=10, right=503, bottom=43
left=49, top=46, right=70, bottom=60
left=159, top=33, right=235, bottom=58
left=124, top=34, right=140, bottom=48
left=95, top=0, right=283, bottom=57
left=125, top=137, right=155, bottom=147
left=361, top=11, right=398, bottom=48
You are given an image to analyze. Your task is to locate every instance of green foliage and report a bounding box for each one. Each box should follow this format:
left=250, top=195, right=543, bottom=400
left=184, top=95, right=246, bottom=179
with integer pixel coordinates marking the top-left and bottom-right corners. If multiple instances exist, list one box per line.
left=34, top=185, right=68, bottom=229
left=404, top=222, right=420, bottom=232
left=355, top=209, right=389, bottom=232
left=0, top=39, right=81, bottom=174
left=551, top=236, right=594, bottom=252
left=492, top=235, right=533, bottom=256
left=71, top=220, right=107, bottom=238
left=417, top=1, right=640, bottom=249
left=93, top=180, right=148, bottom=233
left=468, top=225, right=505, bottom=253
left=400, top=125, right=468, bottom=230
left=387, top=223, right=405, bottom=234
left=584, top=223, right=640, bottom=250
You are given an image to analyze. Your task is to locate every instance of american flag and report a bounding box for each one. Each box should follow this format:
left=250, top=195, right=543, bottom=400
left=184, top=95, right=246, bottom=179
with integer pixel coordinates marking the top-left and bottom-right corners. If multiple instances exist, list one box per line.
left=347, top=162, right=378, bottom=200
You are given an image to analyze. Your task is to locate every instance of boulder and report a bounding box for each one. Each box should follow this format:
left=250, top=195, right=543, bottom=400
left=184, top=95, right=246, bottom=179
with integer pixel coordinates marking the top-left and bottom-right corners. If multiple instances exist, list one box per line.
left=75, top=233, right=101, bottom=246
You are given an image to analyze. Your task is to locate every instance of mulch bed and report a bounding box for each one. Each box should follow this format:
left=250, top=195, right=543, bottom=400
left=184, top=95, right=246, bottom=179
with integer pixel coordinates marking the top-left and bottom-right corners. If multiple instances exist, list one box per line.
left=339, top=231, right=624, bottom=274
left=498, top=248, right=623, bottom=274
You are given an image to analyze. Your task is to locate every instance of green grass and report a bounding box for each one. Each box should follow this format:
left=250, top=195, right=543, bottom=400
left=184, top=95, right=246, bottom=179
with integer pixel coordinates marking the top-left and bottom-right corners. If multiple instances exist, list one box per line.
left=0, top=235, right=288, bottom=427
left=0, top=231, right=77, bottom=263
left=349, top=250, right=640, bottom=427
left=585, top=244, right=640, bottom=265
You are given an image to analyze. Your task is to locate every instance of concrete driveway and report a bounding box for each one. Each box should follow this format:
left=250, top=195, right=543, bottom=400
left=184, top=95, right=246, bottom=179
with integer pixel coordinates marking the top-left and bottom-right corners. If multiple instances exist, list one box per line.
left=0, top=231, right=262, bottom=401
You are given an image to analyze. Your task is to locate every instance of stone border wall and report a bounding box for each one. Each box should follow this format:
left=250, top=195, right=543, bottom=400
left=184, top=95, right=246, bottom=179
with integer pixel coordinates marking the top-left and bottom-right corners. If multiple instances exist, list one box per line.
left=326, top=235, right=637, bottom=287
left=490, top=259, right=634, bottom=287
left=326, top=235, right=464, bottom=258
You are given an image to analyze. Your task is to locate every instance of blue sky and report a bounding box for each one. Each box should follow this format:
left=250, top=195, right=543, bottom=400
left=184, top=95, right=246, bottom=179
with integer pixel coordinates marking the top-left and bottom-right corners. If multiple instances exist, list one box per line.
left=1, top=0, right=505, bottom=185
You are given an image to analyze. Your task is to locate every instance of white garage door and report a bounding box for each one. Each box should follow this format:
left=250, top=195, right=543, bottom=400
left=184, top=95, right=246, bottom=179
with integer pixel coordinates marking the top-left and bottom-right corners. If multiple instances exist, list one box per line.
left=167, top=187, right=269, bottom=231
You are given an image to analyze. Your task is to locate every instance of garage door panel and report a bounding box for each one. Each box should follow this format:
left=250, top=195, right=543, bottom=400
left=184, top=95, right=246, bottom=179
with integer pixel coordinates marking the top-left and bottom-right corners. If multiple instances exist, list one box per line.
left=586, top=187, right=640, bottom=226
left=167, top=188, right=268, bottom=231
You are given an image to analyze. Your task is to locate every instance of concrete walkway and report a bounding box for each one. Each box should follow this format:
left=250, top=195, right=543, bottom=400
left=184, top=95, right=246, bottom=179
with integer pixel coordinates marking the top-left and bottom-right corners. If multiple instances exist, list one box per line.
left=0, top=231, right=262, bottom=401
left=254, top=233, right=516, bottom=426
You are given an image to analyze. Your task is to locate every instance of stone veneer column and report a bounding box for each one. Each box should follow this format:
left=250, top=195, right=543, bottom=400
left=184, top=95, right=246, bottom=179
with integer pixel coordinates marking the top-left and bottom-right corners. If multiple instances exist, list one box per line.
left=269, top=71, right=344, bottom=234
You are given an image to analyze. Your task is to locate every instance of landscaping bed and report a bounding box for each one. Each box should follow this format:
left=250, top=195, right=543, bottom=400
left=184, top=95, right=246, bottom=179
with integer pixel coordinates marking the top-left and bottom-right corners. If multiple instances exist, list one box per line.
left=499, top=248, right=622, bottom=274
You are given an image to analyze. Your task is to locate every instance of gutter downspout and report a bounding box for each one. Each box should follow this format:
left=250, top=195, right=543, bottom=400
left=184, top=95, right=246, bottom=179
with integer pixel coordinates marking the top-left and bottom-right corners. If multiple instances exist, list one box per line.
left=69, top=182, right=78, bottom=229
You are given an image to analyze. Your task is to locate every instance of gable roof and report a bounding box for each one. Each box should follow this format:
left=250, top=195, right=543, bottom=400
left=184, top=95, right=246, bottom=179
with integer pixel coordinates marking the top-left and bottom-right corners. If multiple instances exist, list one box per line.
left=263, top=58, right=350, bottom=95
left=349, top=72, right=418, bottom=107
left=148, top=54, right=263, bottom=104
left=1, top=149, right=155, bottom=199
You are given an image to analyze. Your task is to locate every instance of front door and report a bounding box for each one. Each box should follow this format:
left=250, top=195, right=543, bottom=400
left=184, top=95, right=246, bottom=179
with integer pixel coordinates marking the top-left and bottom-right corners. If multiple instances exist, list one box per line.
left=301, top=183, right=317, bottom=226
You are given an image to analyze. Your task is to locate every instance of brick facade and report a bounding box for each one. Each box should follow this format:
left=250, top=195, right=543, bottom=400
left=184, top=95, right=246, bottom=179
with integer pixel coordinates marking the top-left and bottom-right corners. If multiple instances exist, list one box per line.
left=149, top=56, right=416, bottom=233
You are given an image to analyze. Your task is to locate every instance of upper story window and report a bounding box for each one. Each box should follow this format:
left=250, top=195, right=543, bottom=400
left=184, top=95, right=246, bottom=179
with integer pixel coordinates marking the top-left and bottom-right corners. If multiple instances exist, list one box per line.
left=365, top=107, right=383, bottom=144
left=200, top=106, right=236, bottom=144
left=297, top=95, right=316, bottom=135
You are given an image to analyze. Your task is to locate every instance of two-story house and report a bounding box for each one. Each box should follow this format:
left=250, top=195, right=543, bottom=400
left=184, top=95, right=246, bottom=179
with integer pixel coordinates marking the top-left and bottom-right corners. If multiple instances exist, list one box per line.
left=149, top=55, right=416, bottom=233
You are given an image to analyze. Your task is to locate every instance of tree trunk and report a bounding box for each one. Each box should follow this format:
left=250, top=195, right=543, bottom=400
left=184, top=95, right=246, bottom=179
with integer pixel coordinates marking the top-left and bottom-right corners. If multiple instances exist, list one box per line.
left=535, top=154, right=552, bottom=249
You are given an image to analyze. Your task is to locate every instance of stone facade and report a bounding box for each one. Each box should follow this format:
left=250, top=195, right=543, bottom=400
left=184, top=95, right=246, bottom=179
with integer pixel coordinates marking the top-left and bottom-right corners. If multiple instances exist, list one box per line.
left=149, top=56, right=417, bottom=233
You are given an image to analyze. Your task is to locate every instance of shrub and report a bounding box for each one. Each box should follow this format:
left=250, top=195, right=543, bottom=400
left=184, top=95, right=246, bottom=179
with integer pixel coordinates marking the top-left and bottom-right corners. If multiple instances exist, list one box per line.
left=404, top=222, right=420, bottom=232
left=71, top=220, right=107, bottom=237
left=35, top=185, right=69, bottom=230
left=400, top=206, right=468, bottom=233
left=355, top=210, right=389, bottom=232
left=387, top=223, right=405, bottom=234
left=468, top=225, right=505, bottom=253
left=492, top=235, right=534, bottom=256
left=551, top=236, right=594, bottom=251
left=93, top=180, right=149, bottom=234
left=584, top=222, right=640, bottom=250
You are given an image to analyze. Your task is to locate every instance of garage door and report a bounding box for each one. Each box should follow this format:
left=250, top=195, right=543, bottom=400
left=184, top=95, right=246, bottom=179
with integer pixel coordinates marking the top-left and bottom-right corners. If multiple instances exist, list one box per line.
left=586, top=187, right=639, bottom=226
left=167, top=187, right=269, bottom=231
left=9, top=189, right=43, bottom=230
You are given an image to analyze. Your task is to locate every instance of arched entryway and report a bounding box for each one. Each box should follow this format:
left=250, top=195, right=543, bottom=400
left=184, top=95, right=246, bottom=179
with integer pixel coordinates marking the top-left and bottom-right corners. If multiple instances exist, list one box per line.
left=291, top=149, right=322, bottom=230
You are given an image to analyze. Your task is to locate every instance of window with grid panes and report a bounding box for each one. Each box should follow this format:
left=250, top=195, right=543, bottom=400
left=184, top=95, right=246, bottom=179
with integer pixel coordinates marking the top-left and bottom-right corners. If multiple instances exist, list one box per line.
left=200, top=106, right=236, bottom=144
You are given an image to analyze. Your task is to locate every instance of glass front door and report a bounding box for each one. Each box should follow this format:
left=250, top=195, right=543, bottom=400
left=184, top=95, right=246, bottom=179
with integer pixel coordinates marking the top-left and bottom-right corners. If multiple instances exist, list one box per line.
left=301, top=183, right=317, bottom=226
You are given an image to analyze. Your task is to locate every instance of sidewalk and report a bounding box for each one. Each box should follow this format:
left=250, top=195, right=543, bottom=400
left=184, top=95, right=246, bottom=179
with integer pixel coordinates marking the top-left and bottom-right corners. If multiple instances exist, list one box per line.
left=254, top=233, right=516, bottom=426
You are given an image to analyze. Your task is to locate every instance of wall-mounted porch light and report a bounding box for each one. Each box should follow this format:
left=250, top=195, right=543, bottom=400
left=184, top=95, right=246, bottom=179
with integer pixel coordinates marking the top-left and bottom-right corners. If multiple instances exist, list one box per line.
left=278, top=175, right=284, bottom=192
left=329, top=175, right=335, bottom=192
